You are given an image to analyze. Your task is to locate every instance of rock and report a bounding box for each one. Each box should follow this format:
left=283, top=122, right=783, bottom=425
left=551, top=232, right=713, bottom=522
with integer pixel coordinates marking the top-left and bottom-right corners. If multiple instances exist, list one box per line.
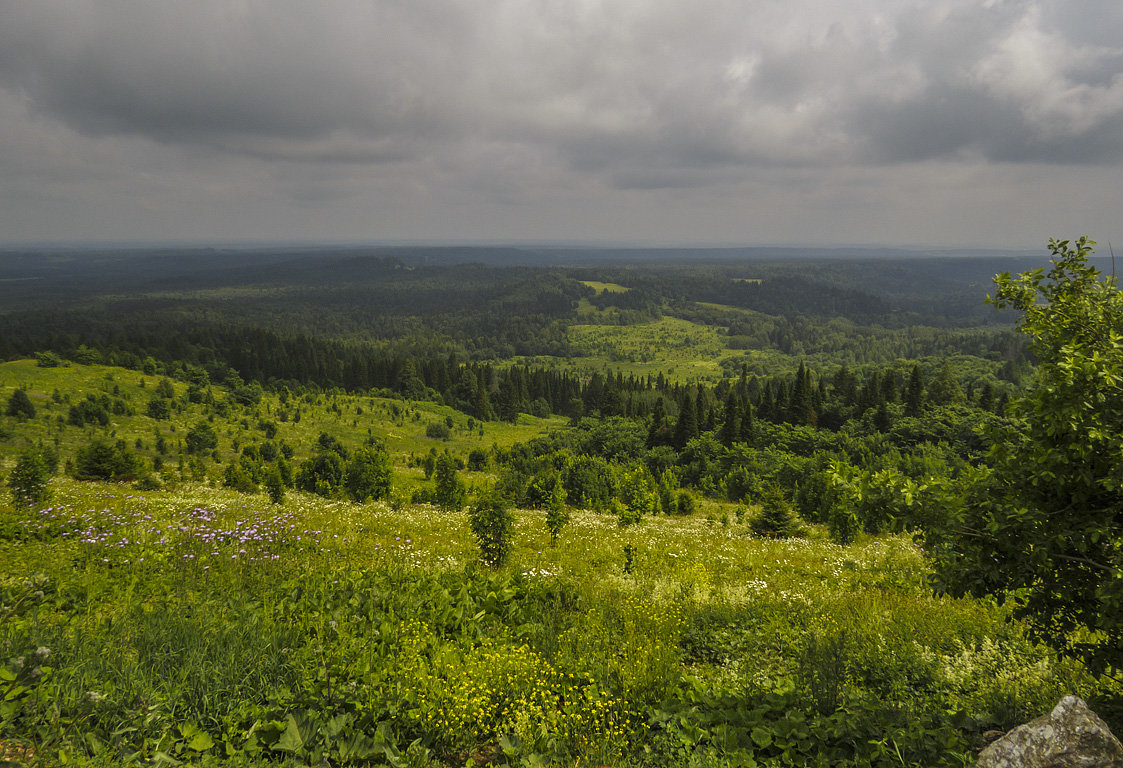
left=977, top=695, right=1123, bottom=768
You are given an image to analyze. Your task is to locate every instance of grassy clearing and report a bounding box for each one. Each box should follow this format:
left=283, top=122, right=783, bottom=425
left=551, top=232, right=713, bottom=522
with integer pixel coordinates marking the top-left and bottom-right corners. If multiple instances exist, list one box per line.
left=525, top=316, right=731, bottom=383
left=579, top=281, right=630, bottom=294
left=0, top=359, right=564, bottom=486
left=2, top=476, right=1112, bottom=767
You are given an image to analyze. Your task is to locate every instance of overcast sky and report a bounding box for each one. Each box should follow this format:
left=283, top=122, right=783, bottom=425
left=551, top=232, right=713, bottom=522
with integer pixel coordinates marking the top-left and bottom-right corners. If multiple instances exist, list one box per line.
left=1, top=0, right=1121, bottom=248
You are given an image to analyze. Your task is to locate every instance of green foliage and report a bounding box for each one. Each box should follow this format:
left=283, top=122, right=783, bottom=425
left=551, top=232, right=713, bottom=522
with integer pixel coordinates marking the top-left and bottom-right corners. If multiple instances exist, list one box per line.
left=926, top=237, right=1123, bottom=674
left=545, top=477, right=570, bottom=543
left=424, top=422, right=450, bottom=440
left=343, top=444, right=392, bottom=502
left=6, top=388, right=35, bottom=419
left=433, top=453, right=467, bottom=511
left=469, top=491, right=514, bottom=567
left=8, top=450, right=51, bottom=506
left=184, top=420, right=218, bottom=455
left=262, top=465, right=286, bottom=504
left=145, top=397, right=171, bottom=420
left=750, top=484, right=804, bottom=538
left=466, top=447, right=489, bottom=471
left=295, top=452, right=345, bottom=498
left=73, top=438, right=142, bottom=482
left=223, top=457, right=260, bottom=493
left=674, top=489, right=696, bottom=516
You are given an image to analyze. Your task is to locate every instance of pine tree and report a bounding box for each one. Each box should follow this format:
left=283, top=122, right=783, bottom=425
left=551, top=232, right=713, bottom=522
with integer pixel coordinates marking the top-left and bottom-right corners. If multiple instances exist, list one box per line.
left=719, top=391, right=741, bottom=447
left=672, top=391, right=698, bottom=449
left=905, top=364, right=924, bottom=417
left=9, top=449, right=50, bottom=506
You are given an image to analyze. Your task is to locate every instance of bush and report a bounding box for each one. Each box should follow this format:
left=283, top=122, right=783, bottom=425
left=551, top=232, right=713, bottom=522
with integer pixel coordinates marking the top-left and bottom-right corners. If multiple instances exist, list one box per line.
left=344, top=445, right=392, bottom=502
left=433, top=453, right=467, bottom=511
left=9, top=450, right=51, bottom=506
left=6, top=389, right=35, bottom=419
left=145, top=397, right=171, bottom=420
left=295, top=452, right=345, bottom=498
left=73, top=438, right=142, bottom=482
left=545, top=477, right=570, bottom=543
left=184, top=421, right=218, bottom=455
left=675, top=490, right=697, bottom=516
left=425, top=422, right=451, bottom=440
left=469, top=491, right=514, bottom=567
left=466, top=448, right=489, bottom=471
left=263, top=466, right=286, bottom=504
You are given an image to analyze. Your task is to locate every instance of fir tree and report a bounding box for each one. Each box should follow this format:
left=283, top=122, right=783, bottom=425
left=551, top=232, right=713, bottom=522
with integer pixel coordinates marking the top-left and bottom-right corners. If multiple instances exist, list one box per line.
left=672, top=391, right=698, bottom=449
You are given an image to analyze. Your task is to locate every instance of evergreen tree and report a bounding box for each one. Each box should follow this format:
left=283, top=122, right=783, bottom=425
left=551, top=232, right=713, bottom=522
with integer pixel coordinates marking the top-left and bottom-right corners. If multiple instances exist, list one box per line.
left=9, top=449, right=50, bottom=506
left=6, top=388, right=35, bottom=419
left=789, top=361, right=817, bottom=426
left=719, top=391, right=741, bottom=447
left=263, top=465, right=286, bottom=505
left=672, top=391, right=698, bottom=449
left=905, top=364, right=925, bottom=417
left=750, top=484, right=804, bottom=538
left=646, top=397, right=671, bottom=448
left=545, top=476, right=570, bottom=544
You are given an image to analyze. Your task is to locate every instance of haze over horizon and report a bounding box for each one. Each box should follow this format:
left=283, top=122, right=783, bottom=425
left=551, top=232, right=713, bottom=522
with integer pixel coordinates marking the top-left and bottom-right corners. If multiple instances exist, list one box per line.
left=2, top=1, right=1122, bottom=250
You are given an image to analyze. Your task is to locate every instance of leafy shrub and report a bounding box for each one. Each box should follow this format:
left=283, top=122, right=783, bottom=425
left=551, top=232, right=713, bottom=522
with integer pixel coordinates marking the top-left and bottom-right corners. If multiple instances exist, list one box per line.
left=145, top=397, right=171, bottom=420
left=466, top=448, right=489, bottom=471
left=295, top=452, right=345, bottom=497
left=469, top=491, right=514, bottom=567
left=675, top=490, right=697, bottom=516
left=545, top=477, right=569, bottom=543
left=425, top=422, right=451, bottom=440
left=343, top=444, right=392, bottom=502
left=433, top=453, right=466, bottom=511
left=184, top=420, right=218, bottom=455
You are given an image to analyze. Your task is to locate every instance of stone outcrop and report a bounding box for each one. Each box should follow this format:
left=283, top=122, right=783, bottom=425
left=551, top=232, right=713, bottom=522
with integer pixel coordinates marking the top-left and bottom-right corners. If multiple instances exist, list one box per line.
left=977, top=696, right=1123, bottom=768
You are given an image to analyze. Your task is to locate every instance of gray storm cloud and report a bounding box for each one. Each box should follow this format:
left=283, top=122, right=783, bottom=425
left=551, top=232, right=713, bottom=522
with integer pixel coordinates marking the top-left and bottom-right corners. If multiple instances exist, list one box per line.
left=3, top=0, right=1121, bottom=177
left=0, top=0, right=1121, bottom=245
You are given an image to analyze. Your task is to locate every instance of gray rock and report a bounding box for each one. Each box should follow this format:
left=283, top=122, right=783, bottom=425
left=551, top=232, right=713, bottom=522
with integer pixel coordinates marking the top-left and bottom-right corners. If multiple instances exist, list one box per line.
left=977, top=696, right=1123, bottom=768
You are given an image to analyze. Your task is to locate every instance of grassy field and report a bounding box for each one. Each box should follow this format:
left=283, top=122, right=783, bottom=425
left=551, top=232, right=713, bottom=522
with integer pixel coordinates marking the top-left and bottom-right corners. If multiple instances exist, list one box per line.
left=2, top=358, right=1118, bottom=766
left=3, top=475, right=1109, bottom=767
left=578, top=281, right=630, bottom=294
left=0, top=359, right=566, bottom=497
left=515, top=316, right=733, bottom=384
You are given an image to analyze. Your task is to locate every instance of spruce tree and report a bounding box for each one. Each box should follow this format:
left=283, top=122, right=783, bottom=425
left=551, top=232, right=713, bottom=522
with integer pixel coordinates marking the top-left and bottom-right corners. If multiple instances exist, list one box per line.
left=672, top=391, right=698, bottom=449
left=719, top=391, right=741, bottom=447
left=905, top=364, right=924, bottom=417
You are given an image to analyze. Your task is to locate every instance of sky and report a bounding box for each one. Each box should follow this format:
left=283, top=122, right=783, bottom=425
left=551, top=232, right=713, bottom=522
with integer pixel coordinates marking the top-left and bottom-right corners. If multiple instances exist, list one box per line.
left=1, top=0, right=1122, bottom=249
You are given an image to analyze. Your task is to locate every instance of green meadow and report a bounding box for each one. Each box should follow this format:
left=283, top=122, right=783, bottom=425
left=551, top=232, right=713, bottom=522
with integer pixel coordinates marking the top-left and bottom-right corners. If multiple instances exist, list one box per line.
left=2, top=359, right=1118, bottom=767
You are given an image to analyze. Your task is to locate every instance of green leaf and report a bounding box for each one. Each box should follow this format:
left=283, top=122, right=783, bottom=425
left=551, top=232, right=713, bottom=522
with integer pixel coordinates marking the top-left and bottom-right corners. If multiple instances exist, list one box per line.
left=275, top=714, right=305, bottom=753
left=750, top=727, right=773, bottom=748
left=187, top=730, right=214, bottom=752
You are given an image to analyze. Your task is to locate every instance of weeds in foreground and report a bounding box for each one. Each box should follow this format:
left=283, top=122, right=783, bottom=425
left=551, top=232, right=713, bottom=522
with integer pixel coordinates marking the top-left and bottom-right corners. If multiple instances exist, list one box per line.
left=1, top=481, right=1115, bottom=766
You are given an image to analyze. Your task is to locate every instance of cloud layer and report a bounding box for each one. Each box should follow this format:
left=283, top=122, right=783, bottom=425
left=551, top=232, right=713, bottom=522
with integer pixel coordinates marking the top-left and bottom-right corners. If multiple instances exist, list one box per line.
left=2, top=0, right=1122, bottom=245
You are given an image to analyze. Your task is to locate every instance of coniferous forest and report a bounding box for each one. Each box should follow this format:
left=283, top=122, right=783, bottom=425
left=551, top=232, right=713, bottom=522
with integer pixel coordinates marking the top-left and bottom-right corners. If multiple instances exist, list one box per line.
left=3, top=239, right=1122, bottom=767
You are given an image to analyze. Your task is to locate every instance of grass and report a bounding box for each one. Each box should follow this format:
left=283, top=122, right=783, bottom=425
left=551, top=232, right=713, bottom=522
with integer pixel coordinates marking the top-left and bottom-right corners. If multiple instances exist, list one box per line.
left=579, top=281, right=630, bottom=294
left=515, top=316, right=733, bottom=383
left=0, top=359, right=565, bottom=485
left=2, top=357, right=1119, bottom=766
left=2, top=475, right=1113, bottom=767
